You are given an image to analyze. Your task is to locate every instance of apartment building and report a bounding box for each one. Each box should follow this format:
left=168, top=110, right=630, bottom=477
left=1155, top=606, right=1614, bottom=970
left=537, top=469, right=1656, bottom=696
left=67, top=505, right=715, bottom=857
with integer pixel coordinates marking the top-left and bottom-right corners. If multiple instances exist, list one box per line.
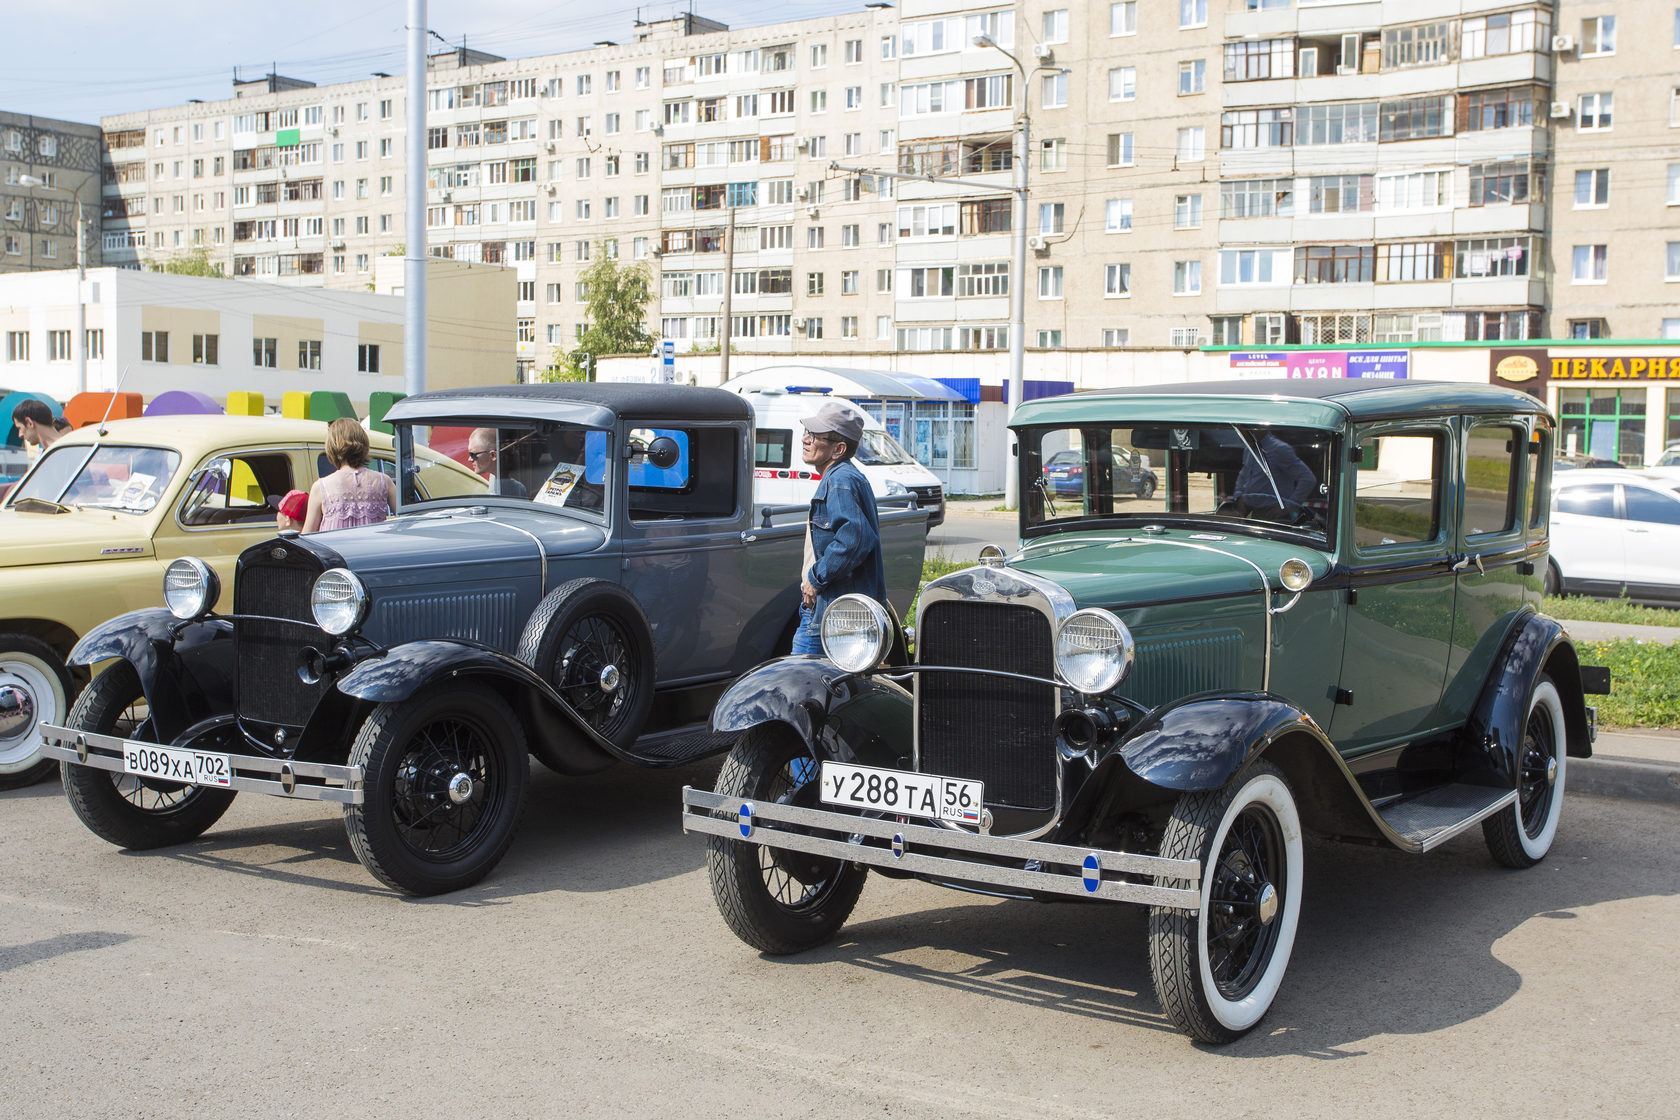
left=0, top=111, right=102, bottom=274
left=82, top=1, right=1679, bottom=378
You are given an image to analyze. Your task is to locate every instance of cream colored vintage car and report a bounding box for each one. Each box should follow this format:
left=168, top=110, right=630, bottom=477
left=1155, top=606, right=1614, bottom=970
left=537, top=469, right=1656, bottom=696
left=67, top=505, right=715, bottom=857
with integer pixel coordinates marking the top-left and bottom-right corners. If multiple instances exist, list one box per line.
left=0, top=415, right=484, bottom=788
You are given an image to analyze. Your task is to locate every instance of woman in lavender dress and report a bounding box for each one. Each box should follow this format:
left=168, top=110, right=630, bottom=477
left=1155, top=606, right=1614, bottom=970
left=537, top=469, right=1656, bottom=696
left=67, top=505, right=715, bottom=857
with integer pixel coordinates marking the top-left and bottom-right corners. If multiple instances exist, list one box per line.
left=303, top=417, right=397, bottom=532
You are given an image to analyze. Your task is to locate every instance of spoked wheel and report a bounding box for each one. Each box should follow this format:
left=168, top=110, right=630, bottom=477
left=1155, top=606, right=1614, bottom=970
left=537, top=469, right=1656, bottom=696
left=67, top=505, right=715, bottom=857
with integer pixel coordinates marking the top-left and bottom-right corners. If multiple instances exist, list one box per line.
left=1149, top=760, right=1303, bottom=1044
left=61, top=661, right=236, bottom=848
left=345, top=682, right=528, bottom=895
left=706, top=724, right=866, bottom=954
left=518, top=579, right=654, bottom=753
left=0, top=633, right=74, bottom=790
left=1483, top=676, right=1567, bottom=868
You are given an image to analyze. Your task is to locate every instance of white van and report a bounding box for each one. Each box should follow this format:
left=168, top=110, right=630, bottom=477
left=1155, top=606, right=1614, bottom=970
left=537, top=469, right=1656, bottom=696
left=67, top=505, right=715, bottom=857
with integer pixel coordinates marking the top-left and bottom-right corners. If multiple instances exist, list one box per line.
left=741, top=389, right=945, bottom=526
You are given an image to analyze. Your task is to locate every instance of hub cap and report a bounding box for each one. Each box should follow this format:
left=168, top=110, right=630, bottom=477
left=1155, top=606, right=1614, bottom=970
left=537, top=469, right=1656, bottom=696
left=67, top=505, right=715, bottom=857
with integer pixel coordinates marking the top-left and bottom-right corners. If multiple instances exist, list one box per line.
left=0, top=680, right=35, bottom=742
left=598, top=664, right=621, bottom=693
left=447, top=772, right=474, bottom=805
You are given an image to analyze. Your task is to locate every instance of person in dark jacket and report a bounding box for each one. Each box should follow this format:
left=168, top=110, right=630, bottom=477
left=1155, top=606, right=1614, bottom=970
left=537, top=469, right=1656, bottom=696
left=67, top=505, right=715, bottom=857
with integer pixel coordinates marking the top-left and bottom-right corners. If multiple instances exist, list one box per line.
left=792, top=401, right=886, bottom=656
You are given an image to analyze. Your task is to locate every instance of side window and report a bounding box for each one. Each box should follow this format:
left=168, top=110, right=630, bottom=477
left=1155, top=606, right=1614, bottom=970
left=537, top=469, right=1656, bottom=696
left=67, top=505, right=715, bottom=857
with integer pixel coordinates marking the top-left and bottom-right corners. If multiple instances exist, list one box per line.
left=1353, top=431, right=1444, bottom=549
left=1622, top=486, right=1680, bottom=526
left=1464, top=423, right=1521, bottom=539
left=755, top=427, right=793, bottom=470
left=622, top=425, right=738, bottom=520
left=1527, top=428, right=1551, bottom=530
left=180, top=452, right=294, bottom=527
left=1554, top=484, right=1616, bottom=519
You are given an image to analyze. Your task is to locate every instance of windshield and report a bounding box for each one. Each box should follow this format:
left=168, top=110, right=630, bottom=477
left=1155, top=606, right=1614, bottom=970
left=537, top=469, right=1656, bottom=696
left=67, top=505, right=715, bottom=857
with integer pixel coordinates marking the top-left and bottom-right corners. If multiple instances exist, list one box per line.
left=1020, top=422, right=1336, bottom=546
left=398, top=421, right=603, bottom=516
left=854, top=429, right=920, bottom=467
left=9, top=443, right=182, bottom=513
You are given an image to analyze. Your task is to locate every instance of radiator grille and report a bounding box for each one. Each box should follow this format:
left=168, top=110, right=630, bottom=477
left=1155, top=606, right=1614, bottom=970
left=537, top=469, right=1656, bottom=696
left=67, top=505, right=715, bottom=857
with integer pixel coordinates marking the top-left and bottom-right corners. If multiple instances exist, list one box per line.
left=916, top=599, right=1057, bottom=811
left=234, top=562, right=329, bottom=728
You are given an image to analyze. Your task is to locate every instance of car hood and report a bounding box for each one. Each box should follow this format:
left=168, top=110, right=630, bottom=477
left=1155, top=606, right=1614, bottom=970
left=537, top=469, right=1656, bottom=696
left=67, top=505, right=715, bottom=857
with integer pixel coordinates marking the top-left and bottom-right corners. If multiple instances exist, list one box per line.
left=0, top=507, right=156, bottom=568
left=311, top=505, right=610, bottom=580
left=1011, top=530, right=1328, bottom=608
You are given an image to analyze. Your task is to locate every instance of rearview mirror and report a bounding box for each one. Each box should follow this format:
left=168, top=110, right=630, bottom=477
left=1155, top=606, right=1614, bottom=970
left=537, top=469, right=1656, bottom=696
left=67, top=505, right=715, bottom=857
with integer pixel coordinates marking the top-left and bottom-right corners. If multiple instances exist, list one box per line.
left=645, top=435, right=681, bottom=470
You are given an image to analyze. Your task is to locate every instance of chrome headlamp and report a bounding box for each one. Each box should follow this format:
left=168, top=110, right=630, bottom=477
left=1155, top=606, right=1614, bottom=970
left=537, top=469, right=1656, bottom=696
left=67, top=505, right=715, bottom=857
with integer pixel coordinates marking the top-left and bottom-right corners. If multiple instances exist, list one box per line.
left=819, top=594, right=893, bottom=673
left=1054, top=608, right=1135, bottom=695
left=311, top=568, right=370, bottom=636
left=163, top=557, right=220, bottom=620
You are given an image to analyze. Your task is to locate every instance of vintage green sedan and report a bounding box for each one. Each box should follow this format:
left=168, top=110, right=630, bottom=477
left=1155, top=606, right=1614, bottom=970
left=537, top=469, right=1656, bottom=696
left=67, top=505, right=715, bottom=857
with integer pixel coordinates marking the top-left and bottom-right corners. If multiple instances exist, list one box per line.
left=683, top=378, right=1608, bottom=1044
left=0, top=416, right=482, bottom=788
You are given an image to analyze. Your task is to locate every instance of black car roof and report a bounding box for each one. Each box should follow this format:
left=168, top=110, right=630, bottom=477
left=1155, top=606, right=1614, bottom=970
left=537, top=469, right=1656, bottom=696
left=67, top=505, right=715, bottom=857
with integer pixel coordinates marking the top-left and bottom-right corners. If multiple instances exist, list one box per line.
left=386, top=382, right=752, bottom=427
left=1064, top=378, right=1551, bottom=422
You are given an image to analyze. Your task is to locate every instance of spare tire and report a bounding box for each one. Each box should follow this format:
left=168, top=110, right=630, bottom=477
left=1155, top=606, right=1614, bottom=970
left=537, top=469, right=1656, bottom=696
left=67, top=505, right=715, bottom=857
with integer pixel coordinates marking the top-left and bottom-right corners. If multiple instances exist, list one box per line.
left=516, top=578, right=656, bottom=751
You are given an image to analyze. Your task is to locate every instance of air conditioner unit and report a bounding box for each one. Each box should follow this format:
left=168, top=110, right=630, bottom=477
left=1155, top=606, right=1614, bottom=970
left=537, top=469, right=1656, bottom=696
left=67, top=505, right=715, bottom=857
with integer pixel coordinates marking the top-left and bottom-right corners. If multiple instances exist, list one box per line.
left=1027, top=235, right=1047, bottom=251
left=795, top=137, right=810, bottom=151
left=792, top=316, right=807, bottom=328
left=1031, top=43, right=1054, bottom=62
left=806, top=205, right=820, bottom=218
left=1550, top=101, right=1572, bottom=118
left=650, top=247, right=662, bottom=257
left=1551, top=34, right=1575, bottom=53
left=544, top=141, right=555, bottom=153
left=329, top=127, right=339, bottom=137
left=330, top=239, right=345, bottom=250
left=440, top=190, right=452, bottom=202
left=795, top=187, right=810, bottom=201
left=651, top=124, right=664, bottom=136
left=544, top=184, right=557, bottom=195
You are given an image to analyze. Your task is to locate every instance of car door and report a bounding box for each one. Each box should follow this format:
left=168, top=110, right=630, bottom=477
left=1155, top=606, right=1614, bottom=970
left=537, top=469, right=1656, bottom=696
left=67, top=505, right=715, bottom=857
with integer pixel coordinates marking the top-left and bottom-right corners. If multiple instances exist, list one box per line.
left=1331, top=421, right=1457, bottom=753
left=1439, top=416, right=1537, bottom=725
left=156, top=446, right=302, bottom=611
left=1550, top=481, right=1624, bottom=592
left=618, top=422, right=758, bottom=683
left=1618, top=482, right=1680, bottom=601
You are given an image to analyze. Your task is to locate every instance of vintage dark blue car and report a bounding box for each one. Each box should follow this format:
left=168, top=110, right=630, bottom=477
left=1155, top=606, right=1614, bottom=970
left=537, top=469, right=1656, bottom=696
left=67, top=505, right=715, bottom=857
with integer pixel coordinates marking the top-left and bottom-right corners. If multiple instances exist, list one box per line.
left=39, top=383, right=930, bottom=894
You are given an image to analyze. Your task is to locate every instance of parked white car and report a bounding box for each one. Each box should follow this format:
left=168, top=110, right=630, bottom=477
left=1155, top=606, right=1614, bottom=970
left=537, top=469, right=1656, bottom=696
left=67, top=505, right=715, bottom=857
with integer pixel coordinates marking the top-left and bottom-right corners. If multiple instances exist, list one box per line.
left=1549, top=469, right=1680, bottom=604
left=740, top=389, right=945, bottom=525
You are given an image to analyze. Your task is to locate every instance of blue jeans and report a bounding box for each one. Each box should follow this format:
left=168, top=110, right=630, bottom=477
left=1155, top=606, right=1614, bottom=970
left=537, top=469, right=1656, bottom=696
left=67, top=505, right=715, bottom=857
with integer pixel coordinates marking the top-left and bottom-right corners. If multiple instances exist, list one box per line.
left=791, top=602, right=823, bottom=656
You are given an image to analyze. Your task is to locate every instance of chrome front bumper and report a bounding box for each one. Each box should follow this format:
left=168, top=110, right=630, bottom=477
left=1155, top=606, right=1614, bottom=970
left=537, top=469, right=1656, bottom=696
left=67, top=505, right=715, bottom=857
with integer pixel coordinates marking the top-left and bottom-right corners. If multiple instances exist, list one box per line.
left=38, top=722, right=364, bottom=805
left=681, top=786, right=1202, bottom=910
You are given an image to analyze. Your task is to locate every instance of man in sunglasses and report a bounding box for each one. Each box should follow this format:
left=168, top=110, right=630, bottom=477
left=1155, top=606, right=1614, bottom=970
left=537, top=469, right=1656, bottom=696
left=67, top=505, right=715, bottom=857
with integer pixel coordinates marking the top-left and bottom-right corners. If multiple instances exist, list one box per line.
left=792, top=401, right=885, bottom=656
left=467, top=427, right=529, bottom=498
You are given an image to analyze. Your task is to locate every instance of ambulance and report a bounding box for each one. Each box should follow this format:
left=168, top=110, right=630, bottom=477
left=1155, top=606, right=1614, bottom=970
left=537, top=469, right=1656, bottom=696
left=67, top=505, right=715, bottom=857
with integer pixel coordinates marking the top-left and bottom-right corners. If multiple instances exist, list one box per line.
left=740, top=388, right=944, bottom=526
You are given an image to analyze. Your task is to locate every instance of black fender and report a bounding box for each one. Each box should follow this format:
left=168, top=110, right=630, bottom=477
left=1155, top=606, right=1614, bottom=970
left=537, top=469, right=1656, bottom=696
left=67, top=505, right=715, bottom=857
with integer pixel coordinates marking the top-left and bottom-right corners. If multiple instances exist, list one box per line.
left=68, top=608, right=235, bottom=744
left=1462, top=612, right=1595, bottom=786
left=336, top=639, right=618, bottom=775
left=1060, top=691, right=1391, bottom=846
left=710, top=656, right=913, bottom=769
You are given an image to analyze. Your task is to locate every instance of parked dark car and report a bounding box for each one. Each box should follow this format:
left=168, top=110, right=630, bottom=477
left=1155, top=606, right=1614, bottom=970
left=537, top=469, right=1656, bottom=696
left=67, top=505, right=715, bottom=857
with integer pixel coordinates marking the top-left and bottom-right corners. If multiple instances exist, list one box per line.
left=40, top=384, right=930, bottom=895
left=1041, top=447, right=1156, bottom=499
left=683, top=378, right=1607, bottom=1043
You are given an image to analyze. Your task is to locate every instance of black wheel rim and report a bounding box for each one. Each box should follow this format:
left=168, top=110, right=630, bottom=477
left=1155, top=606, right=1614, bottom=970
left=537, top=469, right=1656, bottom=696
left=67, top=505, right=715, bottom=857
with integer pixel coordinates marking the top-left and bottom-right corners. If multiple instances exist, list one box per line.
left=554, top=614, right=639, bottom=737
left=103, top=692, right=200, bottom=813
left=757, top=755, right=845, bottom=913
left=1206, top=804, right=1286, bottom=1002
left=390, top=711, right=504, bottom=858
left=1518, top=699, right=1558, bottom=839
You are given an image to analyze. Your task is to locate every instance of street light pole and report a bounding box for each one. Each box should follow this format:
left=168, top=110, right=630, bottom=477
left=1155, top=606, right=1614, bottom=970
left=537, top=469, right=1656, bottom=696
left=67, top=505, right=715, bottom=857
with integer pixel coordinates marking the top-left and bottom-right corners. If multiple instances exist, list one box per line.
left=974, top=35, right=1032, bottom=510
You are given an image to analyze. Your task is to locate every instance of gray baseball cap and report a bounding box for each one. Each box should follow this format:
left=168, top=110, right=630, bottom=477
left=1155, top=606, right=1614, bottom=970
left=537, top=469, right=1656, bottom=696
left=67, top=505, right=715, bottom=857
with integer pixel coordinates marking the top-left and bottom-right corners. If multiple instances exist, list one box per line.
left=800, top=400, right=864, bottom=446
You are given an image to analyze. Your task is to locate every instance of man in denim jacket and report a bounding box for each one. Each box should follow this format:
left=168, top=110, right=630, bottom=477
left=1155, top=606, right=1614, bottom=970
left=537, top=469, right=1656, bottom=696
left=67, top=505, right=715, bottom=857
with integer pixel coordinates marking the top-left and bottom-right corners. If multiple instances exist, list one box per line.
left=792, top=401, right=886, bottom=656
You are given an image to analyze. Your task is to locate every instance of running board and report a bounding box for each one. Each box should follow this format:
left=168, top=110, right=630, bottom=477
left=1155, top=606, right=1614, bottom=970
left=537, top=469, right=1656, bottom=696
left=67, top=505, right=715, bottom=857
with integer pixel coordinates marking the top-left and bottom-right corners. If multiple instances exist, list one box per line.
left=1376, top=783, right=1517, bottom=852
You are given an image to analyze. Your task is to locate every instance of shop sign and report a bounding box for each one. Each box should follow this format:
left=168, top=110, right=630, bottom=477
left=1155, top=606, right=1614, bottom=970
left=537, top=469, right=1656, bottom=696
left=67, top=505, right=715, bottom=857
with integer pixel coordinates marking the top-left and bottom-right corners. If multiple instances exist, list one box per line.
left=1549, top=355, right=1680, bottom=380
left=1229, top=351, right=1409, bottom=378
left=1489, top=348, right=1550, bottom=396
left=1345, top=350, right=1409, bottom=379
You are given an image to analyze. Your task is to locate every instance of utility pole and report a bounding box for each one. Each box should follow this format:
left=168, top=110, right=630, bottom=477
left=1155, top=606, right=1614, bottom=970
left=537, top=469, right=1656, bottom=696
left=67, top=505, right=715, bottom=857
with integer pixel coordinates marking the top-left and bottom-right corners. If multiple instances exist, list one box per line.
left=718, top=205, right=736, bottom=383
left=74, top=198, right=87, bottom=396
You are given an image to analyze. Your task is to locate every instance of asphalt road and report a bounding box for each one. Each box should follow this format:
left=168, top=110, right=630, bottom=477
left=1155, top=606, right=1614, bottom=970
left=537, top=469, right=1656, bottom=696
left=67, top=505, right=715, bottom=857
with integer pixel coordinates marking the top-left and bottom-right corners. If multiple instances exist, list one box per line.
left=927, top=509, right=1018, bottom=562
left=5, top=766, right=1677, bottom=1119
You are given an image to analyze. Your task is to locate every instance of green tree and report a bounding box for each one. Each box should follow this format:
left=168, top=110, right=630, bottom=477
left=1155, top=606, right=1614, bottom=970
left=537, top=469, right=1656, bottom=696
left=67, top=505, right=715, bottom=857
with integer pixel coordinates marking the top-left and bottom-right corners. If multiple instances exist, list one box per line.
left=542, top=247, right=654, bottom=382
left=148, top=247, right=224, bottom=277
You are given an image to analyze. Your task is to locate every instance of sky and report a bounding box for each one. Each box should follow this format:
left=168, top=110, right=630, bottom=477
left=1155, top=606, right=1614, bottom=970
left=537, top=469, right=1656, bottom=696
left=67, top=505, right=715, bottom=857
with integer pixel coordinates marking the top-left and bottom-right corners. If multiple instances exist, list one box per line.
left=4, top=0, right=865, bottom=125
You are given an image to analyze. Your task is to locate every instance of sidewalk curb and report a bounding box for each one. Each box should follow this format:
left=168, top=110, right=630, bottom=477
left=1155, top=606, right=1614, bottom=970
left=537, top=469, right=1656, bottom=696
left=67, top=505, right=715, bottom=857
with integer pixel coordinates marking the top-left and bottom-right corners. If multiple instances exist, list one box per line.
left=1571, top=755, right=1680, bottom=808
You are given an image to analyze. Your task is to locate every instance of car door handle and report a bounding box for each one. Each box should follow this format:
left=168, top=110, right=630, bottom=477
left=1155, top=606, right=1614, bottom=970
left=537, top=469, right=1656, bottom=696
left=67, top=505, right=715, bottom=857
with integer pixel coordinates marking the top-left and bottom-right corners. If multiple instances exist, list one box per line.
left=1451, top=555, right=1470, bottom=571
left=1451, top=554, right=1485, bottom=574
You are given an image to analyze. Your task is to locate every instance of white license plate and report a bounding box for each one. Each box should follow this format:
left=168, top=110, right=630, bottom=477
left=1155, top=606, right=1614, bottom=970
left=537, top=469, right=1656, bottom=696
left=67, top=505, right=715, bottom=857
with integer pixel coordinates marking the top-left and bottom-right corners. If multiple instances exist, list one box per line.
left=819, top=762, right=983, bottom=824
left=122, top=743, right=233, bottom=788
